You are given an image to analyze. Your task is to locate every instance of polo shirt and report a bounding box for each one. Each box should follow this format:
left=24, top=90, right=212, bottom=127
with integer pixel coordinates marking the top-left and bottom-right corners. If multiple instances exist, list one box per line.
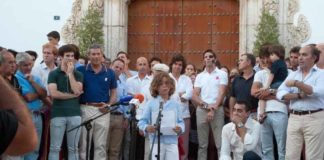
left=194, top=68, right=228, bottom=104
left=15, top=70, right=43, bottom=111
left=231, top=72, right=259, bottom=110
left=77, top=64, right=117, bottom=103
left=48, top=67, right=83, bottom=118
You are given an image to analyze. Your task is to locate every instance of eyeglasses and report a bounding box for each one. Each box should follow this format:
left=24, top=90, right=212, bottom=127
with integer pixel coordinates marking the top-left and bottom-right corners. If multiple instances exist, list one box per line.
left=204, top=55, right=214, bottom=59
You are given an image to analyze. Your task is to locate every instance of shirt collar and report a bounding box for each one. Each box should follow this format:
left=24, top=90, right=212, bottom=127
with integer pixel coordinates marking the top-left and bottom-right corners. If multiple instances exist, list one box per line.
left=86, top=64, right=108, bottom=73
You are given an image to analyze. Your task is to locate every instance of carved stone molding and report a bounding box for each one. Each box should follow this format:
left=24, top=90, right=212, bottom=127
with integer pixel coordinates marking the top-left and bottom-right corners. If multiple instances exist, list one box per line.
left=61, top=0, right=82, bottom=45
left=61, top=0, right=104, bottom=45
left=286, top=0, right=311, bottom=48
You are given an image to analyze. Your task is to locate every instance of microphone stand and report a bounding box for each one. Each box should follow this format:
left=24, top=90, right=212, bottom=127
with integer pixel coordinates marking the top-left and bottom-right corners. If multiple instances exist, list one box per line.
left=149, top=101, right=163, bottom=160
left=129, top=104, right=137, bottom=160
left=68, top=105, right=119, bottom=160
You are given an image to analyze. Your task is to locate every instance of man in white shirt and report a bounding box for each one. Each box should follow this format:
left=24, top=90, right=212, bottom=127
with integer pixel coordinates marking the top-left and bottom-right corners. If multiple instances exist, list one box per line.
left=125, top=57, right=151, bottom=160
left=277, top=44, right=324, bottom=160
left=220, top=101, right=261, bottom=160
left=251, top=48, right=288, bottom=160
left=193, top=49, right=227, bottom=159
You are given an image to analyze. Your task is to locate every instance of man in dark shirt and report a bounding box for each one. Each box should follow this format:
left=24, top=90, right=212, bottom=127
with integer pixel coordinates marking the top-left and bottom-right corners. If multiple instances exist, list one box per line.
left=230, top=53, right=259, bottom=119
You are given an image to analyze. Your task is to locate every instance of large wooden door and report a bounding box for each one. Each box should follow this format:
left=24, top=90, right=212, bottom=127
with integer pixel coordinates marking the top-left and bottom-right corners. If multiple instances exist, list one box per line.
left=128, top=0, right=239, bottom=70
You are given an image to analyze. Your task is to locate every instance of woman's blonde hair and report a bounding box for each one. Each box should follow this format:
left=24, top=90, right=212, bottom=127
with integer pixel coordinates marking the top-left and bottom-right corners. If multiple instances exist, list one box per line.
left=150, top=72, right=175, bottom=98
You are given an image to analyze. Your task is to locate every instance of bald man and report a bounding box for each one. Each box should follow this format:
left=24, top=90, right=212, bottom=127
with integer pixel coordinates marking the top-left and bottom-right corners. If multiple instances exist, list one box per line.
left=125, top=57, right=152, bottom=160
left=316, top=43, right=324, bottom=70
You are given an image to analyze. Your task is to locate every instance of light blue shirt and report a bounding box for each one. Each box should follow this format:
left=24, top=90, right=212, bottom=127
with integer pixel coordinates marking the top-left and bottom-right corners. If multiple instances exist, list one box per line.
left=15, top=70, right=44, bottom=111
left=119, top=70, right=138, bottom=84
left=277, top=66, right=324, bottom=111
left=138, top=96, right=185, bottom=144
left=115, top=79, right=129, bottom=118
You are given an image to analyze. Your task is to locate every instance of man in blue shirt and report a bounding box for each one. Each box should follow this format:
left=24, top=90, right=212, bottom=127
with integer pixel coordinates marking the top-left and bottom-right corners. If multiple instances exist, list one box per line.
left=107, top=58, right=129, bottom=159
left=77, top=44, right=117, bottom=160
left=14, top=52, right=47, bottom=160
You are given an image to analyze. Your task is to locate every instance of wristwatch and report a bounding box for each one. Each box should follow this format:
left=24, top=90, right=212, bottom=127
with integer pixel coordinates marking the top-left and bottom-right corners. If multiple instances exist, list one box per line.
left=237, top=122, right=244, bottom=128
left=201, top=102, right=208, bottom=109
left=269, top=88, right=275, bottom=95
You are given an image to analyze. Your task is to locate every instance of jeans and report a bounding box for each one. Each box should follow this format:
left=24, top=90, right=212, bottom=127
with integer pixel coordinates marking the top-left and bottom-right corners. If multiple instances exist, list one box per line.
left=25, top=113, right=43, bottom=160
left=261, top=112, right=288, bottom=160
left=48, top=116, right=81, bottom=160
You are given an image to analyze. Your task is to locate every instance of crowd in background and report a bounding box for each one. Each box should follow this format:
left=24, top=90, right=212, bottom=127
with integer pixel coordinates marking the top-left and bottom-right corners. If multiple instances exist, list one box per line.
left=1, top=30, right=324, bottom=160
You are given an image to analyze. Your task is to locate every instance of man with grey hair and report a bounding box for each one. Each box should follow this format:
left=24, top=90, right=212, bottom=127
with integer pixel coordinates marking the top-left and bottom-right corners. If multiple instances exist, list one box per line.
left=0, top=49, right=21, bottom=93
left=3, top=52, right=47, bottom=160
left=77, top=44, right=117, bottom=160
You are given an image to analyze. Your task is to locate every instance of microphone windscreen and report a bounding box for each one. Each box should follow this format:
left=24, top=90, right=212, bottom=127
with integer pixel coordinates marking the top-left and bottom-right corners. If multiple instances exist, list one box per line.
left=119, top=95, right=133, bottom=103
left=134, top=94, right=145, bottom=103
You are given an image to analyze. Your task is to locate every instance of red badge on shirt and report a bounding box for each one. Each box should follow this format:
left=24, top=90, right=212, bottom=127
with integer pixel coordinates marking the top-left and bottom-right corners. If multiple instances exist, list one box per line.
left=216, top=76, right=219, bottom=80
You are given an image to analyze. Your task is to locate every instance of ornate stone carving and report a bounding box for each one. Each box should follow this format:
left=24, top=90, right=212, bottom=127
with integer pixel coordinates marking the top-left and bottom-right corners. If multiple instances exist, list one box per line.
left=263, top=0, right=279, bottom=16
left=61, top=0, right=104, bottom=44
left=287, top=14, right=311, bottom=47
left=61, top=0, right=83, bottom=44
left=286, top=0, right=311, bottom=48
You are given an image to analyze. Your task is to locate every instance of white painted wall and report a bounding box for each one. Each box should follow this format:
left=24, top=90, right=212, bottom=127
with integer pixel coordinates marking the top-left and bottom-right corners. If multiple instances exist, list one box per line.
left=299, top=0, right=324, bottom=45
left=0, top=0, right=73, bottom=64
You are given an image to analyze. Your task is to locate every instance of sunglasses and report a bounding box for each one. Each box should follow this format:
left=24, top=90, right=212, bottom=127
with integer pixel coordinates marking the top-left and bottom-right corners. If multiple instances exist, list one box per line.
left=204, top=55, right=214, bottom=59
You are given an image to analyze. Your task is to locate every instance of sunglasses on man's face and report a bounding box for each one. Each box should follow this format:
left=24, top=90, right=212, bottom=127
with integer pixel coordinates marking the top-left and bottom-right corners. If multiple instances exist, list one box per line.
left=204, top=55, right=214, bottom=59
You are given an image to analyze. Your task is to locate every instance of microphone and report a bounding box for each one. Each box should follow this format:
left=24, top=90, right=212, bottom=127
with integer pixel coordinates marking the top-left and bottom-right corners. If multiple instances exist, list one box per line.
left=129, top=94, right=145, bottom=108
left=103, top=95, right=134, bottom=110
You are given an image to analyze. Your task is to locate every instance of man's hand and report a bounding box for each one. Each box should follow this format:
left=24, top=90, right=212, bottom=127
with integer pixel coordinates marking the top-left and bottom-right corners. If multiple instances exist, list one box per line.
left=25, top=74, right=33, bottom=82
left=173, top=125, right=182, bottom=135
left=146, top=125, right=156, bottom=133
left=98, top=103, right=109, bottom=113
left=206, top=110, right=215, bottom=122
left=231, top=115, right=243, bottom=126
left=67, top=62, right=74, bottom=74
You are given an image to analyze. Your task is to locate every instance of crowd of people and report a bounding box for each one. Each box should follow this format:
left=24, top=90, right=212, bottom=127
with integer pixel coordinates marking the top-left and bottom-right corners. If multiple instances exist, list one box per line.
left=1, top=30, right=324, bottom=160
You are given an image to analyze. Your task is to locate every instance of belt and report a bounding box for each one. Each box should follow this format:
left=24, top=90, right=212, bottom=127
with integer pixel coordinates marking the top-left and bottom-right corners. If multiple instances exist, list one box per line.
left=81, top=102, right=105, bottom=107
left=290, top=109, right=323, bottom=115
left=266, top=111, right=281, bottom=114
left=110, top=112, right=123, bottom=116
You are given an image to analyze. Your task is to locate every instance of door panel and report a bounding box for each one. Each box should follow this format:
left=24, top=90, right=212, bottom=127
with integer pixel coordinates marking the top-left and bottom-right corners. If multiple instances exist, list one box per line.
left=128, top=0, right=239, bottom=70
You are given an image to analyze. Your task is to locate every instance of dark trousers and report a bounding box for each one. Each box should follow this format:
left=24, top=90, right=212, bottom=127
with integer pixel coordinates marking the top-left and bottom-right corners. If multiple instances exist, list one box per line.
left=243, top=151, right=261, bottom=160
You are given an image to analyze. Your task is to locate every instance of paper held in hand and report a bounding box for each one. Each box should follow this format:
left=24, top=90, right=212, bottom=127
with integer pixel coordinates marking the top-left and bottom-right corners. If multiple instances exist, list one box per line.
left=152, top=110, right=177, bottom=135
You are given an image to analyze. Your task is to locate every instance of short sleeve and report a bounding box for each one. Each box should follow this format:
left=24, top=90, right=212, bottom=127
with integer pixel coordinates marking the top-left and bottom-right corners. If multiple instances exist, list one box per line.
left=0, top=110, right=18, bottom=155
left=109, top=69, right=117, bottom=89
left=219, top=72, right=228, bottom=85
left=194, top=74, right=202, bottom=88
left=47, top=70, right=57, bottom=84
left=75, top=71, right=83, bottom=83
